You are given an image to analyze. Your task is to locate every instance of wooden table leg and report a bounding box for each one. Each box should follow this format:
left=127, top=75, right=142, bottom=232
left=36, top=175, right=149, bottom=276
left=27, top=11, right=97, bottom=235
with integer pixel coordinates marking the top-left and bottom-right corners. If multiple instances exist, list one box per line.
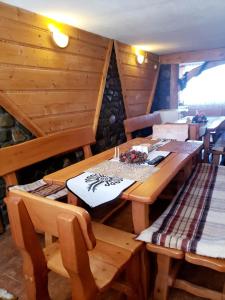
left=68, top=192, right=79, bottom=205
left=132, top=201, right=150, bottom=300
left=132, top=201, right=149, bottom=235
left=204, top=131, right=210, bottom=163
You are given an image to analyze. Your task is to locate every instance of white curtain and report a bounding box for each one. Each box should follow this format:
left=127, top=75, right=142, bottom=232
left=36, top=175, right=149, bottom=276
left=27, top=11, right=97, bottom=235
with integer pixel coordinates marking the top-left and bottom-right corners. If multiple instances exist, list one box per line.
left=179, top=64, right=225, bottom=106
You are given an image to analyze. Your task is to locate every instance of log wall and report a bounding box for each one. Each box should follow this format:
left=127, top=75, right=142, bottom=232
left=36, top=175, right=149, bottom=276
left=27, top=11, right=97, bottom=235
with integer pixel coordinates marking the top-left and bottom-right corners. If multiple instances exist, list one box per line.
left=0, top=1, right=112, bottom=136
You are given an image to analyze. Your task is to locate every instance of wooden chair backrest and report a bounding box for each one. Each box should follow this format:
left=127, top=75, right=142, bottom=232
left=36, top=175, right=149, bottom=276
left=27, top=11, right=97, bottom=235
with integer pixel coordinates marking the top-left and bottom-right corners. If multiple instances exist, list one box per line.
left=152, top=124, right=189, bottom=141
left=0, top=126, right=95, bottom=187
left=7, top=189, right=95, bottom=248
left=6, top=189, right=98, bottom=300
left=124, top=112, right=162, bottom=140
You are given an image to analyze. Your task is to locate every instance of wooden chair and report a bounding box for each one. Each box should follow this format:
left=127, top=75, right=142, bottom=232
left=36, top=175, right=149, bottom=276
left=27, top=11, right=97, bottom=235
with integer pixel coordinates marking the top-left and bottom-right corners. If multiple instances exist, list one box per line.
left=124, top=112, right=162, bottom=141
left=6, top=189, right=144, bottom=300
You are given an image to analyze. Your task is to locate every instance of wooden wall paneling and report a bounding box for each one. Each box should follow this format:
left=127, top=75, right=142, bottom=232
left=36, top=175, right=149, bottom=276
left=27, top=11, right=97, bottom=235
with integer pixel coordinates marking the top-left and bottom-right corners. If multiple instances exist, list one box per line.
left=114, top=40, right=159, bottom=118
left=0, top=42, right=105, bottom=72
left=160, top=47, right=225, bottom=64
left=0, top=2, right=109, bottom=48
left=0, top=1, right=111, bottom=135
left=0, top=17, right=106, bottom=59
left=93, top=40, right=113, bottom=134
left=33, top=111, right=95, bottom=134
left=7, top=91, right=98, bottom=118
left=0, top=66, right=101, bottom=91
left=170, top=64, right=179, bottom=109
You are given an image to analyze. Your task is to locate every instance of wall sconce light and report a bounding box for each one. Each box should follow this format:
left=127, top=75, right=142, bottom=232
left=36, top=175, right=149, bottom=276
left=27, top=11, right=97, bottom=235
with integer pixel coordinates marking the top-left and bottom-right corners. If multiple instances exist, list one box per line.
left=137, top=54, right=145, bottom=64
left=135, top=48, right=147, bottom=65
left=48, top=24, right=69, bottom=48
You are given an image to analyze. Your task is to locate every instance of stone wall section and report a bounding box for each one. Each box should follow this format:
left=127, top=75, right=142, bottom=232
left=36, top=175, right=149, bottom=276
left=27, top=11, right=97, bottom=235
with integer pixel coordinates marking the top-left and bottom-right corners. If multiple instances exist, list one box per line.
left=92, top=47, right=126, bottom=153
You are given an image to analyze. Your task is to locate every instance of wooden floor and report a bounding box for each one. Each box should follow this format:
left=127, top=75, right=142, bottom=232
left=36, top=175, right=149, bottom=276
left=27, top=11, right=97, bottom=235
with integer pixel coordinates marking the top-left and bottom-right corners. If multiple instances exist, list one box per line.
left=0, top=203, right=224, bottom=300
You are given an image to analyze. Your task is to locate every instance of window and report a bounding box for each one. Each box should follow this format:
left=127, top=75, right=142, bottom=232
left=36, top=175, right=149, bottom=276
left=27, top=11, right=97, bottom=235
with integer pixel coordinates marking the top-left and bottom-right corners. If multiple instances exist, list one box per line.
left=179, top=63, right=225, bottom=106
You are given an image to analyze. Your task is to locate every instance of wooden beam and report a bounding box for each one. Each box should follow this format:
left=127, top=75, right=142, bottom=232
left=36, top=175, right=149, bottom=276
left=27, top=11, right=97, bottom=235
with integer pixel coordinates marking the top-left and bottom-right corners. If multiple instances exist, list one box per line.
left=170, top=64, right=179, bottom=109
left=160, top=47, right=225, bottom=64
left=0, top=92, right=44, bottom=137
left=114, top=40, right=131, bottom=117
left=93, top=40, right=113, bottom=134
left=146, top=63, right=160, bottom=113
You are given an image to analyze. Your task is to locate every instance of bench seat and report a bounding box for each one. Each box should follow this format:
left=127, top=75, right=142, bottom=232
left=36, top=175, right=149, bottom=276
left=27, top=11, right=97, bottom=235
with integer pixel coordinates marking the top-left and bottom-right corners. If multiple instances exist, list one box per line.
left=137, top=163, right=225, bottom=299
left=9, top=179, right=67, bottom=201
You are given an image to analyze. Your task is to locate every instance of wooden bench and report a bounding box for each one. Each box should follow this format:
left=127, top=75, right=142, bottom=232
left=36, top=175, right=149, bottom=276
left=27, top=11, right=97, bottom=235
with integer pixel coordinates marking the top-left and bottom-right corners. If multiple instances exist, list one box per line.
left=124, top=112, right=162, bottom=141
left=6, top=189, right=144, bottom=300
left=212, top=131, right=225, bottom=164
left=0, top=126, right=95, bottom=231
left=138, top=163, right=225, bottom=300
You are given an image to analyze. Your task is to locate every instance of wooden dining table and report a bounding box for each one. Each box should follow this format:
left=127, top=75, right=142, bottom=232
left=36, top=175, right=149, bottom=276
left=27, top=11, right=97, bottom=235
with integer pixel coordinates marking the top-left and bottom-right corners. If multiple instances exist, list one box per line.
left=44, top=137, right=203, bottom=234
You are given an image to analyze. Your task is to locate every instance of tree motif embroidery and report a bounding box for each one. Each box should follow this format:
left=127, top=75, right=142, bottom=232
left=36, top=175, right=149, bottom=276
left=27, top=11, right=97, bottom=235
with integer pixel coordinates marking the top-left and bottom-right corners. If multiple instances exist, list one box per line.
left=85, top=174, right=123, bottom=192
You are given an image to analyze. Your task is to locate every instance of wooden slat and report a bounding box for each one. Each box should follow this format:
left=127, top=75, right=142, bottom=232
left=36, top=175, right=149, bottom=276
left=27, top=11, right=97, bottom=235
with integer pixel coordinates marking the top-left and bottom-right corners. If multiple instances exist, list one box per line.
left=0, top=41, right=104, bottom=72
left=0, top=126, right=95, bottom=176
left=0, top=16, right=106, bottom=59
left=9, top=92, right=98, bottom=117
left=33, top=111, right=95, bottom=134
left=0, top=66, right=101, bottom=91
left=125, top=90, right=151, bottom=104
left=6, top=90, right=98, bottom=106
left=124, top=77, right=154, bottom=90
left=122, top=64, right=156, bottom=78
left=160, top=47, right=225, bottom=64
left=128, top=104, right=149, bottom=117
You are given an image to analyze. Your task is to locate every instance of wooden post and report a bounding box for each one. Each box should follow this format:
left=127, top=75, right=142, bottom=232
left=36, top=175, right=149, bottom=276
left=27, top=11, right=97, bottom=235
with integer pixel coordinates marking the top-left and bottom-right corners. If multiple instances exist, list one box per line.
left=170, top=64, right=179, bottom=109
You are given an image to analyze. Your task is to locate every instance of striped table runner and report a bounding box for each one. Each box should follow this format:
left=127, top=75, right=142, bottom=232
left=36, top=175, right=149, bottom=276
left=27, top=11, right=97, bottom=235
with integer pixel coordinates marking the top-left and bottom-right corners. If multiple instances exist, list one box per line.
left=138, top=163, right=225, bottom=258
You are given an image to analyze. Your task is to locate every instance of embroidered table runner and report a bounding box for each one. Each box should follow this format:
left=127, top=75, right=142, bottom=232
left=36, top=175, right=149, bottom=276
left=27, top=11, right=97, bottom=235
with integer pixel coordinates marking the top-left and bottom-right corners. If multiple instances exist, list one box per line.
left=137, top=163, right=225, bottom=258
left=66, top=148, right=169, bottom=208
left=66, top=172, right=135, bottom=207
left=87, top=160, right=158, bottom=182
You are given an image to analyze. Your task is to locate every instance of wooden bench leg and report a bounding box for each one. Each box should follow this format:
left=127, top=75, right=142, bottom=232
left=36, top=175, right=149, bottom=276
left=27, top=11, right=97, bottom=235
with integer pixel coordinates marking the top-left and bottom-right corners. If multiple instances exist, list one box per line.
left=0, top=216, right=4, bottom=234
left=212, top=153, right=220, bottom=165
left=126, top=251, right=145, bottom=300
left=154, top=254, right=172, bottom=300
